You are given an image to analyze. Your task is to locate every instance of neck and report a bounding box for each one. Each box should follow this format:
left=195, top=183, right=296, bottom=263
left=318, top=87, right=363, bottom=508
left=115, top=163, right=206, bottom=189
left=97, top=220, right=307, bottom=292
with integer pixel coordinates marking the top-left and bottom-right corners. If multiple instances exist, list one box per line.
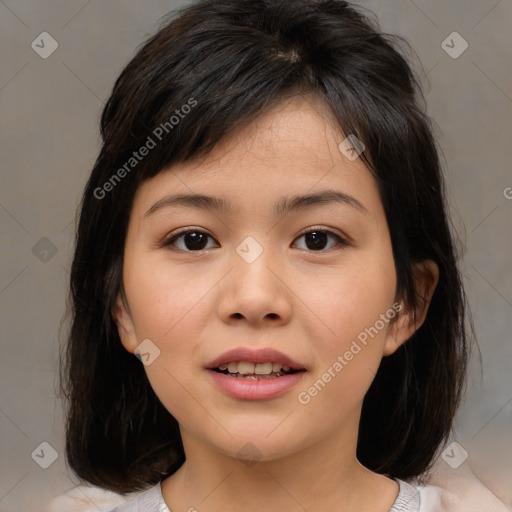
left=161, top=413, right=398, bottom=512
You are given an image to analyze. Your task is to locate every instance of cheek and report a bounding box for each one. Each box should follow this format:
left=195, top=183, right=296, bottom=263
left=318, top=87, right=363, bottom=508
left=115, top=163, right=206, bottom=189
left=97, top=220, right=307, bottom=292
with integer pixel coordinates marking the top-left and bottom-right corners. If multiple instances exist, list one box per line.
left=294, top=276, right=394, bottom=422
left=299, top=253, right=396, bottom=351
left=123, top=255, right=217, bottom=413
left=294, top=251, right=396, bottom=410
left=123, top=252, right=214, bottom=343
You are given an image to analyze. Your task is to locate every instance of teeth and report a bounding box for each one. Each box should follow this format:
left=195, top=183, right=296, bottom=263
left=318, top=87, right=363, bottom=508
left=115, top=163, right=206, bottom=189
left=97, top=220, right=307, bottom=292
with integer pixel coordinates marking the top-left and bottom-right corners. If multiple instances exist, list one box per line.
left=254, top=362, right=272, bottom=375
left=238, top=361, right=255, bottom=375
left=216, top=361, right=293, bottom=375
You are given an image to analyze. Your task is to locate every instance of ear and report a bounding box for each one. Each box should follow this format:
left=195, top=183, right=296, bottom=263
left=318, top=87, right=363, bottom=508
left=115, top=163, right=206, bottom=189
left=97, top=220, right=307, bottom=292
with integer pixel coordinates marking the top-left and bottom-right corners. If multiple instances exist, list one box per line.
left=112, top=292, right=138, bottom=354
left=383, top=259, right=439, bottom=357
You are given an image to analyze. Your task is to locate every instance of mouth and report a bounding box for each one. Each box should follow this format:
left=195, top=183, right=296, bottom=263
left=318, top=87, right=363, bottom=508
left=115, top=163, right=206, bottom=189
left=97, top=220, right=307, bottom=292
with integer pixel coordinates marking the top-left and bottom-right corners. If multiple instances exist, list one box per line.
left=211, top=361, right=304, bottom=380
left=205, top=347, right=307, bottom=400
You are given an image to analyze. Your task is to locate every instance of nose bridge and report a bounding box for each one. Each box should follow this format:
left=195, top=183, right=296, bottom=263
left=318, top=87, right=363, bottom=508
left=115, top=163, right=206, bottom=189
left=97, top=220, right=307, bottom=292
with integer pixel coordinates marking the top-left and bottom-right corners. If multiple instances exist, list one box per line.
left=218, top=234, right=291, bottom=323
left=232, top=234, right=278, bottom=289
left=235, top=234, right=267, bottom=267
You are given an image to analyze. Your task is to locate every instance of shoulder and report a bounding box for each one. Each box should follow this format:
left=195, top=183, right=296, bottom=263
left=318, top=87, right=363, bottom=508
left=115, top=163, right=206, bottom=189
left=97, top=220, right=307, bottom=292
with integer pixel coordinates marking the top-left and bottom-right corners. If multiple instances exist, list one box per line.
left=391, top=478, right=465, bottom=512
left=47, top=485, right=133, bottom=512
left=417, top=453, right=512, bottom=512
left=107, top=483, right=168, bottom=512
left=394, top=460, right=511, bottom=512
left=389, top=479, right=438, bottom=512
left=46, top=483, right=166, bottom=512
left=389, top=479, right=476, bottom=512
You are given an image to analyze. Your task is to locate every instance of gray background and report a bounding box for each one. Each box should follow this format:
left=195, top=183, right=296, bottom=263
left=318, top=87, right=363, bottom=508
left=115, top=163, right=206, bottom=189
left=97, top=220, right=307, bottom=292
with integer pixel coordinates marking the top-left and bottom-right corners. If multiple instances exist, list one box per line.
left=0, top=1, right=511, bottom=510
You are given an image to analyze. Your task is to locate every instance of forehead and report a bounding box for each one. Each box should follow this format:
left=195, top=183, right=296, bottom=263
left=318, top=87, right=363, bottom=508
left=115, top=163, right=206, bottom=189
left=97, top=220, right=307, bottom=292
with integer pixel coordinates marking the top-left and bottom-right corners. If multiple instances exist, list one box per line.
left=132, top=93, right=380, bottom=217
left=190, top=93, right=348, bottom=174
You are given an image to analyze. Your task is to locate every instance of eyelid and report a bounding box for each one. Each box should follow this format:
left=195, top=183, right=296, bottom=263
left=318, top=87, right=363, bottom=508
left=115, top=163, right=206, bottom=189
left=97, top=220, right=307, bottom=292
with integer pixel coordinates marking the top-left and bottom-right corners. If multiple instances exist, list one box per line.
left=162, top=226, right=218, bottom=247
left=293, top=225, right=350, bottom=250
left=296, top=225, right=349, bottom=243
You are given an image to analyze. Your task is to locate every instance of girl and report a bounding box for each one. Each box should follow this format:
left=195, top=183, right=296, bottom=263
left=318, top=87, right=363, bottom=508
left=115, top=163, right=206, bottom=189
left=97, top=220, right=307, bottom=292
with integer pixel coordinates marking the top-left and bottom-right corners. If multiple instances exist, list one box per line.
left=61, top=0, right=472, bottom=510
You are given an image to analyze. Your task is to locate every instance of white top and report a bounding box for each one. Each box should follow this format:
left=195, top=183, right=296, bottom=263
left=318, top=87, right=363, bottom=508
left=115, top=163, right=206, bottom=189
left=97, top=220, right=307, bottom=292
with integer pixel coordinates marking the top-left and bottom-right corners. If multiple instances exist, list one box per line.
left=107, top=478, right=445, bottom=512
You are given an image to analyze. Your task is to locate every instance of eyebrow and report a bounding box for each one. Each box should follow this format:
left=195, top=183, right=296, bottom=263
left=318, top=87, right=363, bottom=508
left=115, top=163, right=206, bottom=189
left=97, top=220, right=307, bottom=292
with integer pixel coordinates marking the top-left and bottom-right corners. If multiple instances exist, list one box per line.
left=144, top=189, right=368, bottom=218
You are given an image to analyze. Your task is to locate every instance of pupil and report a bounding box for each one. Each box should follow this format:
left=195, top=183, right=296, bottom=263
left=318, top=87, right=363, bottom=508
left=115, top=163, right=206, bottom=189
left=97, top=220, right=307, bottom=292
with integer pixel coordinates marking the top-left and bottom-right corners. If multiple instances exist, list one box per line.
left=185, top=232, right=207, bottom=250
left=306, top=231, right=327, bottom=250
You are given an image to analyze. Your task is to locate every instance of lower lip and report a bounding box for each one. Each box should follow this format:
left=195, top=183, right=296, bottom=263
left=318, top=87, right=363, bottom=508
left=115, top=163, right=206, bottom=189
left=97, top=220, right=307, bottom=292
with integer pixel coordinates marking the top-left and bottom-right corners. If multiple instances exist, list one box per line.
left=205, top=369, right=307, bottom=400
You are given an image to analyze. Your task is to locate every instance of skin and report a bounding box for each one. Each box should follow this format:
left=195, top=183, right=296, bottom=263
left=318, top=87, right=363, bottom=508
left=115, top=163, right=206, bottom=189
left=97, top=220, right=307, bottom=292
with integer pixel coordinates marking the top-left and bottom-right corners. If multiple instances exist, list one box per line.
left=114, top=93, right=439, bottom=512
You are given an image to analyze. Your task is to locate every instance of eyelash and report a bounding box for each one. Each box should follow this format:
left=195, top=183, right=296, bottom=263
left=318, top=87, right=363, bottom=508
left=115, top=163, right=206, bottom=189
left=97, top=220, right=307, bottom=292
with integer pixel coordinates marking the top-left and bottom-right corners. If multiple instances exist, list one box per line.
left=162, top=226, right=349, bottom=253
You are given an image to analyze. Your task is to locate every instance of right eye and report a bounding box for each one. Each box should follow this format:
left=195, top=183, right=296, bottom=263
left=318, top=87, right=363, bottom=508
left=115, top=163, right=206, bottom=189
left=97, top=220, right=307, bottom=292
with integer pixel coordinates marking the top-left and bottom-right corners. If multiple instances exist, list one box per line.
left=163, top=228, right=219, bottom=252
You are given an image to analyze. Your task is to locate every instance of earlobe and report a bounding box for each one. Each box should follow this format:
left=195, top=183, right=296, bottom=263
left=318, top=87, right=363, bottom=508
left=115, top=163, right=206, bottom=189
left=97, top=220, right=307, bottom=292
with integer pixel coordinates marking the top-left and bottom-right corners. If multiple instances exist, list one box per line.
left=382, top=302, right=415, bottom=357
left=383, top=259, right=439, bottom=357
left=112, top=293, right=138, bottom=353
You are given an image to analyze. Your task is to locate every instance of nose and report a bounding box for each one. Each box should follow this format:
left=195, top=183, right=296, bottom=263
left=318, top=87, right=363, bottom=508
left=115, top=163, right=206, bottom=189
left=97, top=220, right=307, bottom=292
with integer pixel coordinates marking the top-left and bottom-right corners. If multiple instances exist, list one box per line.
left=217, top=241, right=292, bottom=327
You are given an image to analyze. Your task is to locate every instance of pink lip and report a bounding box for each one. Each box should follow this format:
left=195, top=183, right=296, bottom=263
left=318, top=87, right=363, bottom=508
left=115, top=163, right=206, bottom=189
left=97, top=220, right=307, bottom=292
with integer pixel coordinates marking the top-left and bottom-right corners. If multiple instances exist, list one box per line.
left=206, top=369, right=307, bottom=400
left=205, top=347, right=306, bottom=370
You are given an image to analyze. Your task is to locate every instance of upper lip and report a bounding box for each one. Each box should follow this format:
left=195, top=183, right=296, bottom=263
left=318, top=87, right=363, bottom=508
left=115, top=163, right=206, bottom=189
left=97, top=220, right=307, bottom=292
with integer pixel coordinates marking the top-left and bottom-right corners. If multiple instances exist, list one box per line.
left=206, top=347, right=306, bottom=371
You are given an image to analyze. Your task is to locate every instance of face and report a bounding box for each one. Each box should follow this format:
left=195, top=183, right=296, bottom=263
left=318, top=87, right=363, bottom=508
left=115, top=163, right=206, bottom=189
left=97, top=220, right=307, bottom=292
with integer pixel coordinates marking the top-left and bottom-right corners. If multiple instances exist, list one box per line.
left=114, top=93, right=432, bottom=463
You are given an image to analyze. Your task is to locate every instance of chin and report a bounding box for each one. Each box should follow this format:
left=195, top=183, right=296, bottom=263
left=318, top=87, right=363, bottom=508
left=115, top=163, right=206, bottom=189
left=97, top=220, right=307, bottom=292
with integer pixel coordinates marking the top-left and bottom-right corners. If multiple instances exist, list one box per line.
left=213, top=433, right=304, bottom=464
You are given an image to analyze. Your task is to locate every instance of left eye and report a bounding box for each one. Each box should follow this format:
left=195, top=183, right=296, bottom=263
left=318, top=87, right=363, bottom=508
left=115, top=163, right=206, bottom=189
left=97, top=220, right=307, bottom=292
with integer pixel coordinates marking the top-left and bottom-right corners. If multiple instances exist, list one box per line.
left=293, top=227, right=347, bottom=251
left=163, top=227, right=347, bottom=252
left=164, top=229, right=218, bottom=252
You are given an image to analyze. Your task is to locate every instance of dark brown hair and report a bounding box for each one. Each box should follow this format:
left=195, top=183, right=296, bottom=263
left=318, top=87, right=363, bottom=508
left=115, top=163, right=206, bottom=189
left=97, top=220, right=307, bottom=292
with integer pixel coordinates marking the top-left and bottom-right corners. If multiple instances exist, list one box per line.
left=61, top=0, right=474, bottom=493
